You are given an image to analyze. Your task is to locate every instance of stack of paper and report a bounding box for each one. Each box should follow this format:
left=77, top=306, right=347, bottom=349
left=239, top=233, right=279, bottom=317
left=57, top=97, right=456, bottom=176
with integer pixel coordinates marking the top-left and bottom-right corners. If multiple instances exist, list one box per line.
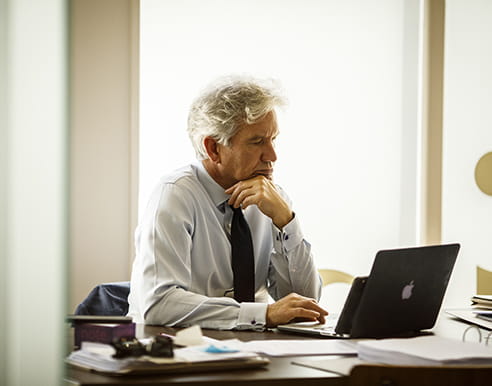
left=66, top=341, right=269, bottom=375
left=357, top=336, right=492, bottom=366
left=470, top=295, right=492, bottom=322
left=471, top=295, right=492, bottom=322
left=472, top=295, right=492, bottom=309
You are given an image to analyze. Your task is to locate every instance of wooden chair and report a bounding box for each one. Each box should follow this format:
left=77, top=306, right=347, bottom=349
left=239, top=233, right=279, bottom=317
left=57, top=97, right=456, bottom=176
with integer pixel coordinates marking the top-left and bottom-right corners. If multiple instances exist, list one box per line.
left=348, top=363, right=492, bottom=386
left=318, top=269, right=354, bottom=286
left=318, top=269, right=354, bottom=312
left=477, top=265, right=492, bottom=294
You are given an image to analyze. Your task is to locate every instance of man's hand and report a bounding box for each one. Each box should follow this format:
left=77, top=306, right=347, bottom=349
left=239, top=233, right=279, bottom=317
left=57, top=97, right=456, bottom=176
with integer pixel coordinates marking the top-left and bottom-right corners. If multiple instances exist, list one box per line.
left=225, top=175, right=293, bottom=229
left=266, top=293, right=328, bottom=328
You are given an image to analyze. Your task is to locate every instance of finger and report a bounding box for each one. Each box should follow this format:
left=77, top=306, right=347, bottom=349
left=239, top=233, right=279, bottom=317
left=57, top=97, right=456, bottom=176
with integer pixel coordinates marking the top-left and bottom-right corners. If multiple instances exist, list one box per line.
left=226, top=181, right=251, bottom=206
left=228, top=186, right=255, bottom=208
left=288, top=308, right=322, bottom=322
left=224, top=181, right=240, bottom=196
left=237, top=191, right=262, bottom=210
left=294, top=298, right=328, bottom=315
left=316, top=314, right=326, bottom=324
left=225, top=175, right=265, bottom=196
left=230, top=181, right=264, bottom=208
left=224, top=176, right=258, bottom=195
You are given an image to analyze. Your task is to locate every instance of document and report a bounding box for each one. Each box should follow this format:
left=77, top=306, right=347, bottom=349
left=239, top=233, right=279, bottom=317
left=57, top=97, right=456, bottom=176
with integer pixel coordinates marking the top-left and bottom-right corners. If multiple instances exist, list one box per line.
left=471, top=295, right=492, bottom=309
left=66, top=341, right=269, bottom=375
left=219, top=338, right=357, bottom=357
left=446, top=308, right=492, bottom=330
left=357, top=335, right=492, bottom=366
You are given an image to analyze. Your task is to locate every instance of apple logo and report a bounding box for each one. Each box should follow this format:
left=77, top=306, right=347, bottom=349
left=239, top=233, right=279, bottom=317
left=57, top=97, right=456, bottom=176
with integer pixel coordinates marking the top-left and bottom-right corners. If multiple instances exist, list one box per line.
left=401, top=280, right=414, bottom=300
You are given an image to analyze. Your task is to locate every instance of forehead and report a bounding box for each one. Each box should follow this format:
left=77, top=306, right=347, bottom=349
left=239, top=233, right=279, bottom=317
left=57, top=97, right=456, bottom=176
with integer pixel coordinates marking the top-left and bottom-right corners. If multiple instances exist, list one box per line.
left=235, top=111, right=279, bottom=140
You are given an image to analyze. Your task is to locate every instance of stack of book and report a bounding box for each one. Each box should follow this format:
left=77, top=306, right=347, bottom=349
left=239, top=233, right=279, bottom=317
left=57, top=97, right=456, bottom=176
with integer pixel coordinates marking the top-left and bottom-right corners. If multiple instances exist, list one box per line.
left=471, top=295, right=492, bottom=322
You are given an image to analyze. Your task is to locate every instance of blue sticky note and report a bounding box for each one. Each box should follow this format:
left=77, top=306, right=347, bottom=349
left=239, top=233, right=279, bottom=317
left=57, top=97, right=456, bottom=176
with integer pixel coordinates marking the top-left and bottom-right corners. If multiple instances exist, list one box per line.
left=203, top=344, right=239, bottom=354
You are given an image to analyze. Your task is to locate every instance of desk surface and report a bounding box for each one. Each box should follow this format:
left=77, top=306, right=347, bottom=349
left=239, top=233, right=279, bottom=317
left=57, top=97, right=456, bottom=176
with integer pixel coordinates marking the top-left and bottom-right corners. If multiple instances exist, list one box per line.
left=64, top=312, right=482, bottom=386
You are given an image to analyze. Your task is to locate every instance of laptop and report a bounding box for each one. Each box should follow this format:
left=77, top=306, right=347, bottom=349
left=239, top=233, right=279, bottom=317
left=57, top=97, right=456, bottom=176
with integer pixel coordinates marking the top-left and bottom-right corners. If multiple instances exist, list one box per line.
left=278, top=243, right=460, bottom=339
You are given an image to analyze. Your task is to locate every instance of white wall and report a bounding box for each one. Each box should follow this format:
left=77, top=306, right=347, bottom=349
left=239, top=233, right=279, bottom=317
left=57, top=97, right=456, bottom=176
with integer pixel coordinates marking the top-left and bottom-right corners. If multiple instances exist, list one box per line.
left=442, top=0, right=492, bottom=306
left=69, top=0, right=139, bottom=311
left=0, top=0, right=67, bottom=384
left=140, top=0, right=422, bottom=284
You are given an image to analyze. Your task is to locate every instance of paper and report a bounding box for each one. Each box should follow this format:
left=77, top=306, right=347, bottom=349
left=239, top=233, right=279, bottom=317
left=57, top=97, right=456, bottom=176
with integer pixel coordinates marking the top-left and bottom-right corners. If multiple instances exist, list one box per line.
left=445, top=309, right=492, bottom=330
left=172, top=346, right=258, bottom=363
left=220, top=338, right=357, bottom=357
left=357, top=335, right=492, bottom=366
left=174, top=325, right=206, bottom=346
left=67, top=339, right=262, bottom=373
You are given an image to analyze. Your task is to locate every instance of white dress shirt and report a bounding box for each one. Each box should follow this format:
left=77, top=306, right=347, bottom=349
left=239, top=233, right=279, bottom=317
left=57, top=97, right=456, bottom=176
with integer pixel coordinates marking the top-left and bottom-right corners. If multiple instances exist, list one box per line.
left=127, top=162, right=321, bottom=330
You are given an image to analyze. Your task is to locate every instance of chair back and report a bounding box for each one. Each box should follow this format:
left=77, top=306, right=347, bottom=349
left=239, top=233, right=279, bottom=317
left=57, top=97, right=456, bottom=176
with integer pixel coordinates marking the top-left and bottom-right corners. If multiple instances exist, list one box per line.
left=75, top=281, right=130, bottom=316
left=477, top=265, right=492, bottom=294
left=318, top=269, right=354, bottom=286
left=318, top=269, right=354, bottom=312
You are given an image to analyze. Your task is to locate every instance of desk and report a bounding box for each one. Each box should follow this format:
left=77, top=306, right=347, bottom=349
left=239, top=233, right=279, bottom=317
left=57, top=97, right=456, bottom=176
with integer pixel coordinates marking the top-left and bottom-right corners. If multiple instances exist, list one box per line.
left=64, top=312, right=487, bottom=386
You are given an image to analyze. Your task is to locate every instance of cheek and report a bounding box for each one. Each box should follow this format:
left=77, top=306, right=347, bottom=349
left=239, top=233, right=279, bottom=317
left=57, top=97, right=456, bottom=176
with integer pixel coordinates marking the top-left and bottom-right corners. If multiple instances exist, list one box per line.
left=231, top=153, right=256, bottom=176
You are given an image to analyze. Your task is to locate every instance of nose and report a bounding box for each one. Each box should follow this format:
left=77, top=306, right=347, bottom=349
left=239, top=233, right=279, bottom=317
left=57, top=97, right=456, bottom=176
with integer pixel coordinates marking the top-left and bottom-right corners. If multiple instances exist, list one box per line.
left=262, top=140, right=277, bottom=163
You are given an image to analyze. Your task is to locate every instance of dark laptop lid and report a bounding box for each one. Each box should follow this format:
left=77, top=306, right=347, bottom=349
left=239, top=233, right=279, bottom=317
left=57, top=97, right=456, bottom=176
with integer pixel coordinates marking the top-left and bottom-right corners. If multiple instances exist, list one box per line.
left=349, top=243, right=460, bottom=338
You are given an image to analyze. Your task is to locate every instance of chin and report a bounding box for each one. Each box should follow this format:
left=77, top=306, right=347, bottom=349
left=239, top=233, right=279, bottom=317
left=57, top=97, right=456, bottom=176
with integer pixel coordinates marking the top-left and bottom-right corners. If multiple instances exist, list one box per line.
left=259, top=173, right=273, bottom=180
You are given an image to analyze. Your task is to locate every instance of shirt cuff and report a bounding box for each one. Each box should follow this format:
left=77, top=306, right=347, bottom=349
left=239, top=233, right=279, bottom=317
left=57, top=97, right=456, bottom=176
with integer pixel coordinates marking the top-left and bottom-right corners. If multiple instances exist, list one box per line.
left=236, top=302, right=268, bottom=331
left=272, top=213, right=304, bottom=254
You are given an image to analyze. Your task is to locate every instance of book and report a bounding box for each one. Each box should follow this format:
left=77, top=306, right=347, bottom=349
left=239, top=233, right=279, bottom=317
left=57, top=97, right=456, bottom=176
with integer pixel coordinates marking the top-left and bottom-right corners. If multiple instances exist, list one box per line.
left=66, top=341, right=269, bottom=375
left=67, top=314, right=133, bottom=324
left=445, top=309, right=492, bottom=330
left=471, top=295, right=492, bottom=309
left=357, top=336, right=492, bottom=366
left=74, top=322, right=136, bottom=348
left=474, top=310, right=492, bottom=322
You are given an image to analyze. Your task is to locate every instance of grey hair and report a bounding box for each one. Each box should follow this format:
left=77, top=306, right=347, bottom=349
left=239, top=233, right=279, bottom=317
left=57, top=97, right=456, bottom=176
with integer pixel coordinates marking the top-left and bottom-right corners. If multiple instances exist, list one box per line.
left=187, top=75, right=286, bottom=160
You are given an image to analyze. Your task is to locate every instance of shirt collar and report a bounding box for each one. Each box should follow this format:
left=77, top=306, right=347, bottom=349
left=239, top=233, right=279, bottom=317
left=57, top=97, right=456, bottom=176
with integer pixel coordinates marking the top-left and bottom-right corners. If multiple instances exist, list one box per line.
left=194, top=161, right=229, bottom=209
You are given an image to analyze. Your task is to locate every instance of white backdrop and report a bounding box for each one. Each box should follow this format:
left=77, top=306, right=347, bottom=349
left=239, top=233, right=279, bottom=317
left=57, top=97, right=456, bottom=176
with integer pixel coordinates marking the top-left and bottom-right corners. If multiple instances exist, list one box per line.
left=139, top=0, right=421, bottom=298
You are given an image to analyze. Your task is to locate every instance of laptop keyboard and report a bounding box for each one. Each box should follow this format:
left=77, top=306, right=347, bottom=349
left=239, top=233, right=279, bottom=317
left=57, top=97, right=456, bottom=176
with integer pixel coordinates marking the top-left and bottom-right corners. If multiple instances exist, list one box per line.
left=312, top=313, right=339, bottom=330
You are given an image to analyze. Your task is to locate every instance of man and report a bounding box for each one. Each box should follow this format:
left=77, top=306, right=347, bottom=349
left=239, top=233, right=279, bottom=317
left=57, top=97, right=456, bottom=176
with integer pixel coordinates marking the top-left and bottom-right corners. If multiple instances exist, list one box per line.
left=127, top=75, right=327, bottom=330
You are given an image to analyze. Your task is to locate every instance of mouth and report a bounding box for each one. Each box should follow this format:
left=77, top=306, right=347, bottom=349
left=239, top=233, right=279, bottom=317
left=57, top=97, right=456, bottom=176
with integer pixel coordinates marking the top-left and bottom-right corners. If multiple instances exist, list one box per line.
left=254, top=169, right=274, bottom=179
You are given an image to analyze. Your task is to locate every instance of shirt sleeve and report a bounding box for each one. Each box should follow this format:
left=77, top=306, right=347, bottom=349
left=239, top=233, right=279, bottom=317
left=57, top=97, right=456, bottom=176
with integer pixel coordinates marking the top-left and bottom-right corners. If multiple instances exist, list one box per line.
left=143, top=287, right=267, bottom=331
left=267, top=209, right=323, bottom=302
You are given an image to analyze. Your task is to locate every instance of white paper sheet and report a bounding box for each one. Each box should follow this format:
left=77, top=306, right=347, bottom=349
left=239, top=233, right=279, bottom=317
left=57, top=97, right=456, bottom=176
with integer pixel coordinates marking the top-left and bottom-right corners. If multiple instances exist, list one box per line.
left=219, top=338, right=358, bottom=357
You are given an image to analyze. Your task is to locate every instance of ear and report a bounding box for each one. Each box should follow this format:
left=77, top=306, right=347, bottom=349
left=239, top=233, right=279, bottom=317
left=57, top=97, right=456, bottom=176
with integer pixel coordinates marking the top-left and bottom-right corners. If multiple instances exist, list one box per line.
left=203, top=136, right=221, bottom=163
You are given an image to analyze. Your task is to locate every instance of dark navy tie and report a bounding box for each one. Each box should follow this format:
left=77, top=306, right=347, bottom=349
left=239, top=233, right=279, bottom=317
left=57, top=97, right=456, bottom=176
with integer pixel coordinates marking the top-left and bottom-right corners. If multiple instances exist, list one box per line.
left=230, top=206, right=255, bottom=302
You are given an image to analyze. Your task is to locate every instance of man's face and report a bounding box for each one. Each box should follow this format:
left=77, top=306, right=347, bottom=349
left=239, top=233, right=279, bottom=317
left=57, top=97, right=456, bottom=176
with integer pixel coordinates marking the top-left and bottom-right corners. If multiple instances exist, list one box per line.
left=217, top=111, right=279, bottom=188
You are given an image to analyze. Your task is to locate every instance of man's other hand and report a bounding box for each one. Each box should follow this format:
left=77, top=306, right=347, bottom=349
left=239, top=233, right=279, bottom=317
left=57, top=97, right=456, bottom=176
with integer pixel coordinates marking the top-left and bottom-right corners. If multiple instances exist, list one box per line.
left=266, top=293, right=328, bottom=328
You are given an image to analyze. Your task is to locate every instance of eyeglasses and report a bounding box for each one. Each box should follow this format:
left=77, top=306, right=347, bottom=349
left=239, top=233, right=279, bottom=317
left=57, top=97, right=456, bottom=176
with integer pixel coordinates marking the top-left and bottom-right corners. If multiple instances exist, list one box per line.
left=112, top=335, right=174, bottom=358
left=462, top=325, right=492, bottom=346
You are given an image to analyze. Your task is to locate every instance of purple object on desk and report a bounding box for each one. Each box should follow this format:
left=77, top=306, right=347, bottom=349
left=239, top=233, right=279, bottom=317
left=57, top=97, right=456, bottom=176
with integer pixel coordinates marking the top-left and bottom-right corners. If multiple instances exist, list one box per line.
left=74, top=322, right=136, bottom=348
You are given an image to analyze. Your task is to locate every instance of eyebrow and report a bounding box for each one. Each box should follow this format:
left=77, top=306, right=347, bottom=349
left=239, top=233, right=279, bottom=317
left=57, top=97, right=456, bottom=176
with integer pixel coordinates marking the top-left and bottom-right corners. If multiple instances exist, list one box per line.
left=247, top=130, right=279, bottom=140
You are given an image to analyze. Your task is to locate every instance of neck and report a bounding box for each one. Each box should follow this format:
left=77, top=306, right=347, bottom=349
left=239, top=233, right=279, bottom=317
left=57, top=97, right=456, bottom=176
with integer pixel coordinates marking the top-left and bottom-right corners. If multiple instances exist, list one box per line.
left=201, top=159, right=230, bottom=189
